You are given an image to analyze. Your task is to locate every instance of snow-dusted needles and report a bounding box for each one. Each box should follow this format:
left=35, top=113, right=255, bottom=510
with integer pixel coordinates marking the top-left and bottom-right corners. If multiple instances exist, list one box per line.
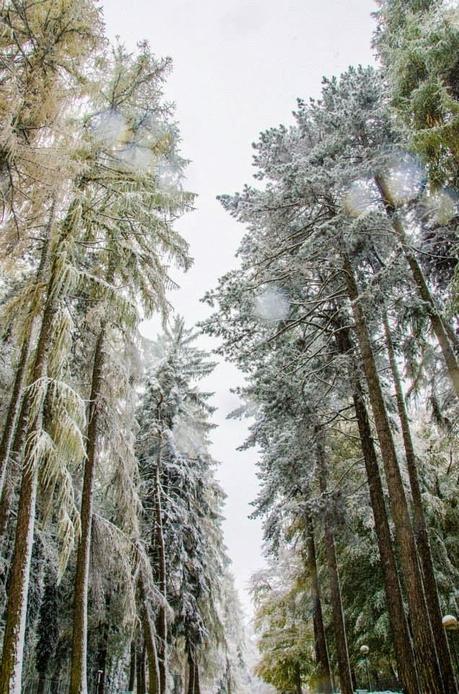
left=253, top=286, right=290, bottom=323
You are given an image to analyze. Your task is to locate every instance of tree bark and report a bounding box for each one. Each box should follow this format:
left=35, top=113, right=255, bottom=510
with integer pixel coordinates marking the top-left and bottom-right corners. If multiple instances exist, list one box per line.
left=96, top=613, right=109, bottom=694
left=342, top=251, right=444, bottom=694
left=128, top=640, right=136, bottom=692
left=305, top=515, right=333, bottom=694
left=383, top=314, right=458, bottom=694
left=139, top=573, right=161, bottom=694
left=0, top=260, right=58, bottom=694
left=316, top=432, right=353, bottom=694
left=295, top=665, right=302, bottom=694
left=334, top=322, right=420, bottom=694
left=154, top=453, right=167, bottom=694
left=375, top=175, right=459, bottom=397
left=136, top=645, right=146, bottom=694
left=69, top=327, right=105, bottom=694
left=187, top=647, right=201, bottom=694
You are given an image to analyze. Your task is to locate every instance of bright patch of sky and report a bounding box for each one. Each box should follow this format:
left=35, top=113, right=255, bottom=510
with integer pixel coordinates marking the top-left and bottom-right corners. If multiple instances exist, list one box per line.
left=102, top=0, right=376, bottom=615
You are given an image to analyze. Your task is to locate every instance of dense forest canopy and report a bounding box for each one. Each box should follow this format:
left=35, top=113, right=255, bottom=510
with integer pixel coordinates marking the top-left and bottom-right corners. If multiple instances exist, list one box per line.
left=0, top=1, right=458, bottom=694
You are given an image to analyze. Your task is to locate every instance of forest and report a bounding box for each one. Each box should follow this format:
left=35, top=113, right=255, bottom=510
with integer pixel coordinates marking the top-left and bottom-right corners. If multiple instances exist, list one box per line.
left=0, top=0, right=458, bottom=693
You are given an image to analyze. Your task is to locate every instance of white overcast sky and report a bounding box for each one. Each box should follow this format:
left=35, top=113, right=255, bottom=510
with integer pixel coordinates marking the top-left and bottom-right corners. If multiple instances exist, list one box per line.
left=102, top=0, right=376, bottom=614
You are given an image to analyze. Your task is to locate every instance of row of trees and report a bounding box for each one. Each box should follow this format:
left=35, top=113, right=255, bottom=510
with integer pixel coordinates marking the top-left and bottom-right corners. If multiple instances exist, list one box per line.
left=0, top=2, right=248, bottom=693
left=203, top=0, right=459, bottom=692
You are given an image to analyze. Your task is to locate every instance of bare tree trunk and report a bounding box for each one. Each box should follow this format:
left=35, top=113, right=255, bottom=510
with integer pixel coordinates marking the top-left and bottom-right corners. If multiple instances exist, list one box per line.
left=316, top=432, right=353, bottom=694
left=383, top=314, right=458, bottom=694
left=0, top=262, right=58, bottom=694
left=0, top=333, right=33, bottom=495
left=342, top=251, right=444, bottom=694
left=334, top=322, right=420, bottom=694
left=69, top=327, right=106, bottom=694
left=187, top=647, right=200, bottom=694
left=186, top=657, right=194, bottom=694
left=154, top=454, right=167, bottom=694
left=305, top=515, right=333, bottom=694
left=96, top=613, right=109, bottom=694
left=139, top=574, right=160, bottom=694
left=375, top=175, right=459, bottom=396
left=194, top=665, right=201, bottom=694
left=136, top=645, right=146, bottom=694
left=128, top=641, right=136, bottom=692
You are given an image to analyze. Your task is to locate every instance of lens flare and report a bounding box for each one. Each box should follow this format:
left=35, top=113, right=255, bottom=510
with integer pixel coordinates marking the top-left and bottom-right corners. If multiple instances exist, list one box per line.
left=382, top=154, right=425, bottom=206
left=254, top=287, right=290, bottom=323
left=343, top=180, right=377, bottom=218
left=423, top=188, right=459, bottom=226
left=91, top=110, right=126, bottom=147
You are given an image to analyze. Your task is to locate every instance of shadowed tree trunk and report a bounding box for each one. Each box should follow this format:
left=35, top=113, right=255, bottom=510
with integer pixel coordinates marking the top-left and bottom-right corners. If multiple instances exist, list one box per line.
left=139, top=573, right=160, bottom=694
left=95, top=604, right=110, bottom=694
left=69, top=326, right=106, bottom=694
left=153, top=449, right=167, bottom=694
left=383, top=313, right=458, bottom=694
left=342, top=251, right=444, bottom=694
left=186, top=646, right=201, bottom=694
left=35, top=571, right=58, bottom=694
left=334, top=321, right=420, bottom=694
left=0, top=255, right=61, bottom=694
left=316, top=430, right=353, bottom=694
left=305, top=515, right=333, bottom=694
left=136, top=644, right=146, bottom=694
left=128, top=640, right=136, bottom=692
left=295, top=664, right=302, bottom=694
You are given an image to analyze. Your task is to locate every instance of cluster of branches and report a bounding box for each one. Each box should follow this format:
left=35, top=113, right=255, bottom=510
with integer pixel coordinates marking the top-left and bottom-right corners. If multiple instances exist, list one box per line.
left=0, top=2, right=247, bottom=693
left=202, top=1, right=459, bottom=693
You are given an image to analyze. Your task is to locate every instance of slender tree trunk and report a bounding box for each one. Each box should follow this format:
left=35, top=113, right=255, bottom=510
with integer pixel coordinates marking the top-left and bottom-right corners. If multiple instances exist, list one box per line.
left=383, top=314, right=458, bottom=694
left=316, top=432, right=353, bottom=694
left=375, top=175, right=459, bottom=396
left=154, top=454, right=167, bottom=694
left=305, top=515, right=333, bottom=694
left=0, top=209, right=52, bottom=501
left=69, top=327, right=105, bottom=694
left=36, top=673, right=47, bottom=694
left=334, top=323, right=420, bottom=694
left=172, top=673, right=181, bottom=694
left=187, top=648, right=199, bottom=694
left=0, top=381, right=38, bottom=540
left=342, top=251, right=444, bottom=694
left=136, top=645, right=146, bottom=694
left=295, top=664, right=303, bottom=694
left=139, top=574, right=160, bottom=694
left=225, top=658, right=233, bottom=694
left=0, top=265, right=59, bottom=694
left=187, top=656, right=194, bottom=694
left=96, top=615, right=109, bottom=694
left=0, top=333, right=33, bottom=496
left=194, top=664, right=201, bottom=694
left=129, top=641, right=136, bottom=692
